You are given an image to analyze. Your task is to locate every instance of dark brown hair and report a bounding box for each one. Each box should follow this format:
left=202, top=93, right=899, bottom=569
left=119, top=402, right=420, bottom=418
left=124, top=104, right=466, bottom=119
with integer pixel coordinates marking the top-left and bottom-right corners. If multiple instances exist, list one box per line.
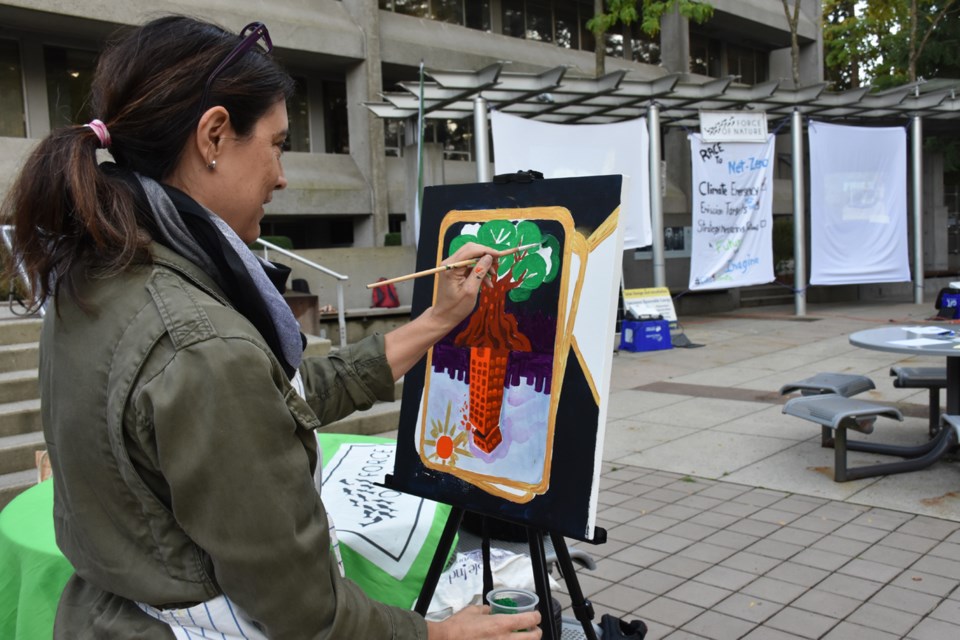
left=1, top=15, right=295, bottom=309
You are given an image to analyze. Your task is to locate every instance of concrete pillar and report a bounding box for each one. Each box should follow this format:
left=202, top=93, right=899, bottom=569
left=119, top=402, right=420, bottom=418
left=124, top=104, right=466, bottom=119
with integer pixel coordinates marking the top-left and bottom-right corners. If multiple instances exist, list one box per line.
left=659, top=5, right=689, bottom=74
left=923, top=152, right=949, bottom=272
left=342, top=0, right=389, bottom=248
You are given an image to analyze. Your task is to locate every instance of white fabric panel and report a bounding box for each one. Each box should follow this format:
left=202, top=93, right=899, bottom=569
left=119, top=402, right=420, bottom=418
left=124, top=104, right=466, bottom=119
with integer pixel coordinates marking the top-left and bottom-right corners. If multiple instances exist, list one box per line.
left=809, top=121, right=911, bottom=285
left=491, top=111, right=651, bottom=249
left=688, top=134, right=775, bottom=290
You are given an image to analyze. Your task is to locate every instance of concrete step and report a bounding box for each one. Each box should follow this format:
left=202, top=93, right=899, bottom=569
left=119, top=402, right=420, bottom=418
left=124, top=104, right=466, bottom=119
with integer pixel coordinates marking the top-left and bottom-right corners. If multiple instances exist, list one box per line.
left=0, top=342, right=39, bottom=374
left=0, top=318, right=42, bottom=346
left=324, top=398, right=402, bottom=437
left=740, top=284, right=795, bottom=308
left=320, top=377, right=405, bottom=437
left=0, top=369, right=38, bottom=404
left=0, top=399, right=41, bottom=438
left=0, top=469, right=38, bottom=511
left=0, top=430, right=45, bottom=478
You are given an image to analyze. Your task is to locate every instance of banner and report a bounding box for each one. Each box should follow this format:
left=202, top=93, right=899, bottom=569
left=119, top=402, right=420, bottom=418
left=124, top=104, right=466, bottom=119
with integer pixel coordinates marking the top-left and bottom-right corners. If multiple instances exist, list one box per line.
left=699, top=111, right=768, bottom=143
left=809, top=121, right=910, bottom=285
left=491, top=111, right=651, bottom=249
left=688, top=134, right=775, bottom=290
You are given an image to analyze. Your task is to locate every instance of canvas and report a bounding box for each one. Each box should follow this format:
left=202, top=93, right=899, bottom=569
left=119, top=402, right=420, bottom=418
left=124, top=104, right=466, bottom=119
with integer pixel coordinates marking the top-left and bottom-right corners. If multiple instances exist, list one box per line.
left=389, top=175, right=624, bottom=541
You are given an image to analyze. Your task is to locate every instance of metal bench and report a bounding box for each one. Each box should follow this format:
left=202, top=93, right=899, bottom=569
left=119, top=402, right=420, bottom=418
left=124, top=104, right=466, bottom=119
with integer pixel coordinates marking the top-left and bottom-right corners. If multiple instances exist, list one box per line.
left=779, top=373, right=875, bottom=398
left=890, top=366, right=947, bottom=437
left=783, top=395, right=958, bottom=482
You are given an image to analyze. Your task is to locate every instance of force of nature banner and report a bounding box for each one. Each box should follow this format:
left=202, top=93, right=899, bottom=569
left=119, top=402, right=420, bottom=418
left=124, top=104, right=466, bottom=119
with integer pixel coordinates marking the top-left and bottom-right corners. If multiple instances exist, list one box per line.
left=688, top=133, right=775, bottom=291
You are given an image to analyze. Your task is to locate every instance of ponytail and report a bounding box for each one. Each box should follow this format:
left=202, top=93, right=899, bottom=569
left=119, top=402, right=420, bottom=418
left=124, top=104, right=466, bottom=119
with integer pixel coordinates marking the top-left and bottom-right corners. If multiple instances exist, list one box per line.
left=1, top=15, right=294, bottom=311
left=2, top=124, right=148, bottom=310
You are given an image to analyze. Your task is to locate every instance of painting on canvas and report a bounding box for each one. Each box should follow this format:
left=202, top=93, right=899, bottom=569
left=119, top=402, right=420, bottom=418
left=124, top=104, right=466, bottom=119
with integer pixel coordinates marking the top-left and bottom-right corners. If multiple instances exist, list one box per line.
left=389, top=175, right=624, bottom=540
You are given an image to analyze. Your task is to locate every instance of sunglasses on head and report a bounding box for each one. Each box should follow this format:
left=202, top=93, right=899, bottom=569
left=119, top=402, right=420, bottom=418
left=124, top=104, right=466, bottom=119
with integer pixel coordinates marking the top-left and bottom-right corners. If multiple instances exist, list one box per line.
left=198, top=22, right=273, bottom=115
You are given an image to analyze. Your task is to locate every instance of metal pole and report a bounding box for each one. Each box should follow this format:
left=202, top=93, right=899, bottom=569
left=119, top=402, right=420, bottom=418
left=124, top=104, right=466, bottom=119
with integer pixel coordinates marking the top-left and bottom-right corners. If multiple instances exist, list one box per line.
left=791, top=109, right=807, bottom=316
left=647, top=102, right=665, bottom=287
left=912, top=115, right=924, bottom=305
left=474, top=96, right=492, bottom=182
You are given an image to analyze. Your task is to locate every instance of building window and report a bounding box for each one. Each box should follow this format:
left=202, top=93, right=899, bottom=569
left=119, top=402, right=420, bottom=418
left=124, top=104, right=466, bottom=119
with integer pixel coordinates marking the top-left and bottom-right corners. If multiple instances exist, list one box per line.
left=626, top=22, right=660, bottom=65
left=425, top=119, right=473, bottom=161
left=465, top=2, right=491, bottom=31
left=0, top=39, right=26, bottom=137
left=287, top=76, right=310, bottom=152
left=382, top=0, right=488, bottom=29
left=727, top=43, right=768, bottom=85
left=526, top=0, right=553, bottom=43
left=433, top=0, right=464, bottom=24
left=555, top=4, right=580, bottom=49
left=322, top=80, right=349, bottom=154
left=689, top=33, right=722, bottom=78
left=501, top=0, right=525, bottom=38
left=384, top=119, right=405, bottom=157
left=44, top=46, right=97, bottom=129
left=260, top=216, right=354, bottom=249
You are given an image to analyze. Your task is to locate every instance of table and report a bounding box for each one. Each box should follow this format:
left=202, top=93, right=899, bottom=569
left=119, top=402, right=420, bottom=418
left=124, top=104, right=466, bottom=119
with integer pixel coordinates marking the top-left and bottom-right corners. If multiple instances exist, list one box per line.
left=0, top=479, right=74, bottom=640
left=848, top=326, right=960, bottom=471
left=849, top=326, right=960, bottom=414
left=0, top=434, right=452, bottom=639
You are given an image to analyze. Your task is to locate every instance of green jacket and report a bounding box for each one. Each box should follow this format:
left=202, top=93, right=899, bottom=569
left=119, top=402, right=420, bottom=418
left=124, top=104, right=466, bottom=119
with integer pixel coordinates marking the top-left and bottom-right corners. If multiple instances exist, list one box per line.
left=41, top=243, right=427, bottom=640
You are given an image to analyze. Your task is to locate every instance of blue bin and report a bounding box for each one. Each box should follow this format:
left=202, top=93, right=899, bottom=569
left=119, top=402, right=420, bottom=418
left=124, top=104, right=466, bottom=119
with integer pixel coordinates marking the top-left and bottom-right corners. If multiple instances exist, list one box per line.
left=619, top=320, right=672, bottom=352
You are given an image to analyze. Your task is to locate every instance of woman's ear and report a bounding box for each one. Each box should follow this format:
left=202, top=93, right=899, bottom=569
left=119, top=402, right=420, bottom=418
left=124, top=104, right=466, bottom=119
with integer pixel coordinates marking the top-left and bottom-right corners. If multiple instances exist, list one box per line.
left=196, top=106, right=231, bottom=165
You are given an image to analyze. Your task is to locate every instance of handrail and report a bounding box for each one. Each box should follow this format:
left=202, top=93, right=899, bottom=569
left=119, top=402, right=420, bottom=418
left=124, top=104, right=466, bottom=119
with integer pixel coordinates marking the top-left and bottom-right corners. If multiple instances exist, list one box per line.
left=253, top=238, right=349, bottom=347
left=0, top=224, right=45, bottom=318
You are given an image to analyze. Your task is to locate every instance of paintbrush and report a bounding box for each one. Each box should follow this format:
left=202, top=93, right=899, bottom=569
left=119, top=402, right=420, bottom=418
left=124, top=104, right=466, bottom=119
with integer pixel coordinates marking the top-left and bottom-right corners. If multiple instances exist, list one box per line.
left=366, top=243, right=541, bottom=289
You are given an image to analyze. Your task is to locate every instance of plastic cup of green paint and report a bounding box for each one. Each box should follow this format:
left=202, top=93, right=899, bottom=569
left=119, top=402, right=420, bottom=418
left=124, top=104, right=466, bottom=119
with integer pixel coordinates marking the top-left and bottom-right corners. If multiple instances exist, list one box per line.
left=486, top=587, right=539, bottom=615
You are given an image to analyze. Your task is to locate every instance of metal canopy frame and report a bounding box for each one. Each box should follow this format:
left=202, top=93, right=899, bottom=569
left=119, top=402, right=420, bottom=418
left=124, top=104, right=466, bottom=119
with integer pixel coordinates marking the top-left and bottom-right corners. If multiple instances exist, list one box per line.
left=365, top=64, right=960, bottom=314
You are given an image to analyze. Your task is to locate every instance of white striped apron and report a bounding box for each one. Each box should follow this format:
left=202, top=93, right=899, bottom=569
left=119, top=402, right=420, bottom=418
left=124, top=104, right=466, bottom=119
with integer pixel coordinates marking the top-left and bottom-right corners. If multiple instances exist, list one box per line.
left=137, top=371, right=345, bottom=637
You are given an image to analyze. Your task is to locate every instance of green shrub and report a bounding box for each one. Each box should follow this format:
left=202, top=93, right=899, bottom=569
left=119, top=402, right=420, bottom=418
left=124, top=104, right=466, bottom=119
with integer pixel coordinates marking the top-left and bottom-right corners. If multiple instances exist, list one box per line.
left=384, top=232, right=402, bottom=246
left=251, top=235, right=294, bottom=251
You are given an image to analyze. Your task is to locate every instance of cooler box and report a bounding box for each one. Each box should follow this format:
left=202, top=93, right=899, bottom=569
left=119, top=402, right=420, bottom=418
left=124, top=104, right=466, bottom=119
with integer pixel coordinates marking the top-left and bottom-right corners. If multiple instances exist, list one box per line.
left=619, top=319, right=672, bottom=352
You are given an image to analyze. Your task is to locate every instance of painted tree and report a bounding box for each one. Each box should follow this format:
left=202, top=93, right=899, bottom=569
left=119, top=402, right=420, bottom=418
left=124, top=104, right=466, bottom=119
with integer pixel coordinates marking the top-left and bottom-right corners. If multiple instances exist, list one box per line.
left=447, top=220, right=560, bottom=452
left=587, top=0, right=714, bottom=77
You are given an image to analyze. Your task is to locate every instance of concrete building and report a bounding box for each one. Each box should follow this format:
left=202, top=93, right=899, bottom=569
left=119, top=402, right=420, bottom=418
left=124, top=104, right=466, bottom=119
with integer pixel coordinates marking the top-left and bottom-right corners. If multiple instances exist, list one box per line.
left=0, top=1, right=842, bottom=310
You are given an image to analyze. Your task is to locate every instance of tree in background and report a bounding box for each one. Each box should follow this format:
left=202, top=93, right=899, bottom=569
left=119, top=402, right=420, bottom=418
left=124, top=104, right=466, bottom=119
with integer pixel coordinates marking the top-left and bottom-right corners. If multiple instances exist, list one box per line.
left=587, top=0, right=714, bottom=77
left=823, top=0, right=960, bottom=168
left=823, top=0, right=959, bottom=90
left=780, top=0, right=804, bottom=87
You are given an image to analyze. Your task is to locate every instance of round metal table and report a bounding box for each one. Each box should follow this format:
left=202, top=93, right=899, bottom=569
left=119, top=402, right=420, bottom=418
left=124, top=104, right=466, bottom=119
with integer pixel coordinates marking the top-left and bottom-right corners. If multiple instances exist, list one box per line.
left=849, top=326, right=960, bottom=414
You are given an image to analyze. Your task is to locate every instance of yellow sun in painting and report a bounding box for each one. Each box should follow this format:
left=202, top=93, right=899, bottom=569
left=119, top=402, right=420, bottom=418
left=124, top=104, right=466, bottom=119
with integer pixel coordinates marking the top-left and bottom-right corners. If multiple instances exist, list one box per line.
left=425, top=400, right=473, bottom=466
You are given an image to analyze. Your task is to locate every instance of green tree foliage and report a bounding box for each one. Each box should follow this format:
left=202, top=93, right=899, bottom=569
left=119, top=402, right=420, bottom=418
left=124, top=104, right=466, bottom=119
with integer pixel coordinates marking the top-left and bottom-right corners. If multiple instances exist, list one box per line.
left=587, top=0, right=714, bottom=76
left=823, top=0, right=959, bottom=90
left=449, top=221, right=559, bottom=303
left=823, top=1, right=960, bottom=169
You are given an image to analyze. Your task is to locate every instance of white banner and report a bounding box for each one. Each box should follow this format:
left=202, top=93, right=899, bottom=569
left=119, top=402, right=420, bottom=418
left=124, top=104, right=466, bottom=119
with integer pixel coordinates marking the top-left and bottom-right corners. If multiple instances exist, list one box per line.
left=688, top=134, right=775, bottom=290
left=699, top=111, right=768, bottom=143
left=491, top=111, right=651, bottom=249
left=321, top=442, right=437, bottom=580
left=809, top=121, right=910, bottom=285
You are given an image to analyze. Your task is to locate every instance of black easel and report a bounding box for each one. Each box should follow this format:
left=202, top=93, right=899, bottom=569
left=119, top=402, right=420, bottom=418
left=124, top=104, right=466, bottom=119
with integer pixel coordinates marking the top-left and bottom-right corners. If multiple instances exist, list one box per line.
left=414, top=506, right=605, bottom=640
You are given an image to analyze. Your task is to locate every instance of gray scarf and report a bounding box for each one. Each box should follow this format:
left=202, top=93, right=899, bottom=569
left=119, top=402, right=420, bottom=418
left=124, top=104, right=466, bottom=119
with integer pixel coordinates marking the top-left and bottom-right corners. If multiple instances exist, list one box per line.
left=136, top=174, right=303, bottom=375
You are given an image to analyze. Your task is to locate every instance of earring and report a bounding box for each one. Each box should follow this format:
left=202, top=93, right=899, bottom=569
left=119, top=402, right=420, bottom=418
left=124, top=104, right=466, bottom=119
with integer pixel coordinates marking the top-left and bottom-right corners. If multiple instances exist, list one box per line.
left=207, top=160, right=217, bottom=170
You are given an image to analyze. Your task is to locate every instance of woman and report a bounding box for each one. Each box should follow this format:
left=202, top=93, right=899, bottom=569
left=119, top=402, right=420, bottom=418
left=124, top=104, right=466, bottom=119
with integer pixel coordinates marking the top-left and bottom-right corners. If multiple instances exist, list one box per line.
left=3, top=16, right=540, bottom=640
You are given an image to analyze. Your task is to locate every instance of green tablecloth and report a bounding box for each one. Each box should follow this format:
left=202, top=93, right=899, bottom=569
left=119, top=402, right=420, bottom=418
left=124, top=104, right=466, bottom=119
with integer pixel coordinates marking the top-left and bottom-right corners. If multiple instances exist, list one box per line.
left=0, top=479, right=73, bottom=640
left=0, top=434, right=451, bottom=639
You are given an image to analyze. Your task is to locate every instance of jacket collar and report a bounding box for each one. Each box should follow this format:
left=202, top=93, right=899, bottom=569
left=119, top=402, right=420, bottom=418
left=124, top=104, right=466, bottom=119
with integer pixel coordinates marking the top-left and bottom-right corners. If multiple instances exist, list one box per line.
left=149, top=242, right=232, bottom=308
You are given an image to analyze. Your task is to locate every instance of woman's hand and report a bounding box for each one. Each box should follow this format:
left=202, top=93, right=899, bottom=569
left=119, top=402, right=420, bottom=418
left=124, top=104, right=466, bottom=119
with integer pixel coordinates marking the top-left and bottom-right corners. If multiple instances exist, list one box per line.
left=430, top=242, right=497, bottom=330
left=383, top=242, right=498, bottom=380
left=426, top=605, right=542, bottom=640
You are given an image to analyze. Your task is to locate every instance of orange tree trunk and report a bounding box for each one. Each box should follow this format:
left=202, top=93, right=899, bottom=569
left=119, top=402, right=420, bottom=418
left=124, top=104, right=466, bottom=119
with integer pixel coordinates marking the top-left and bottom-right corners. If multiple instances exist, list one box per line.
left=455, top=276, right=531, bottom=453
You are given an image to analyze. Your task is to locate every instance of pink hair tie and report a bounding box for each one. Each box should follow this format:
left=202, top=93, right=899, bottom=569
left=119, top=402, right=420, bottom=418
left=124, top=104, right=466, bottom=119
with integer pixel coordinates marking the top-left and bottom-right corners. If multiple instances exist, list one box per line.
left=85, top=119, right=111, bottom=149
